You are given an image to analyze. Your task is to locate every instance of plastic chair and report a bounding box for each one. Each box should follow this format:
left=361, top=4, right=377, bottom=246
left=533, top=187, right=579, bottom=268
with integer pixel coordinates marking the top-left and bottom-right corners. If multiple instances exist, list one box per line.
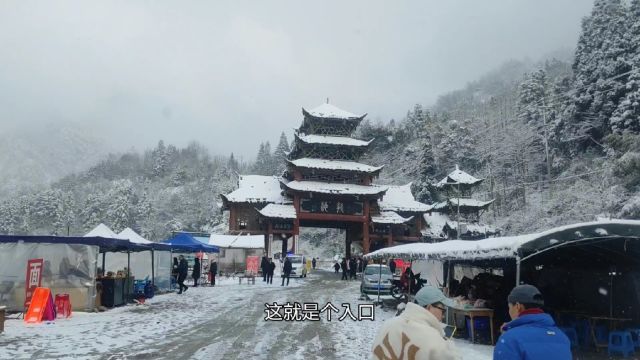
left=608, top=331, right=635, bottom=358
left=466, top=317, right=491, bottom=343
left=54, top=293, right=72, bottom=318
left=595, top=325, right=609, bottom=345
left=627, top=328, right=640, bottom=349
left=558, top=327, right=579, bottom=348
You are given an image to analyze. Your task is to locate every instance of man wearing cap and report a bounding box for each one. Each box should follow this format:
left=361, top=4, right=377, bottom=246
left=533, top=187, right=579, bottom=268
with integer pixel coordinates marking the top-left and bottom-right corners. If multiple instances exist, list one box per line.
left=494, top=284, right=571, bottom=360
left=372, top=285, right=460, bottom=360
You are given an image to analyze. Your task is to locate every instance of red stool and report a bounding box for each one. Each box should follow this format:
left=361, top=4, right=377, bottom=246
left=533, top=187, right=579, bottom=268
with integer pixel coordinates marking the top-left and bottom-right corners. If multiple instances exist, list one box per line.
left=55, top=294, right=72, bottom=318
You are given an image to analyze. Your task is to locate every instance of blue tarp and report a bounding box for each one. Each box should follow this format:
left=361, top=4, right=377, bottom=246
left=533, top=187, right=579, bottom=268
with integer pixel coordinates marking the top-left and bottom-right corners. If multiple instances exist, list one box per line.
left=162, top=233, right=220, bottom=253
left=0, top=235, right=153, bottom=252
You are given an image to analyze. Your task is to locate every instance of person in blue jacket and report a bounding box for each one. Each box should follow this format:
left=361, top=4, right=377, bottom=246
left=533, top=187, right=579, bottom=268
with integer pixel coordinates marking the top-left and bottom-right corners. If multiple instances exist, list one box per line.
left=494, top=284, right=571, bottom=360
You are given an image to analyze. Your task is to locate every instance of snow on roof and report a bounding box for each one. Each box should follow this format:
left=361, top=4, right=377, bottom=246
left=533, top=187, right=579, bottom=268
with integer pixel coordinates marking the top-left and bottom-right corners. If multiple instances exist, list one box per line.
left=258, top=204, right=297, bottom=219
left=283, top=180, right=387, bottom=196
left=371, top=211, right=413, bottom=224
left=303, top=103, right=365, bottom=120
left=288, top=158, right=383, bottom=173
left=366, top=219, right=640, bottom=260
left=84, top=223, right=123, bottom=239
left=118, top=227, right=152, bottom=244
left=432, top=198, right=495, bottom=210
left=209, top=234, right=265, bottom=249
left=223, top=175, right=286, bottom=204
left=437, top=165, right=483, bottom=186
left=296, top=133, right=373, bottom=147
left=378, top=183, right=432, bottom=213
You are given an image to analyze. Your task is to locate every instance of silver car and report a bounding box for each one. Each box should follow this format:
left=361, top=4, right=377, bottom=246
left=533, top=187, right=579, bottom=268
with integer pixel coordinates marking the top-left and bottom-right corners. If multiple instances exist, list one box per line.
left=360, top=264, right=393, bottom=295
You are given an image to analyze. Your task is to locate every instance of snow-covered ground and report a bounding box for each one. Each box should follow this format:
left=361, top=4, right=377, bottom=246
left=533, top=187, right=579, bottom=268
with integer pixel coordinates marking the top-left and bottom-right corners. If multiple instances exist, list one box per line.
left=0, top=271, right=493, bottom=359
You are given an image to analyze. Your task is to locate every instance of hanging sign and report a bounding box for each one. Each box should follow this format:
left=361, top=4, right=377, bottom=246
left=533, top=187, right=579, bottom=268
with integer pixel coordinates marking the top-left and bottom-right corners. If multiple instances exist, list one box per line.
left=24, top=258, right=44, bottom=308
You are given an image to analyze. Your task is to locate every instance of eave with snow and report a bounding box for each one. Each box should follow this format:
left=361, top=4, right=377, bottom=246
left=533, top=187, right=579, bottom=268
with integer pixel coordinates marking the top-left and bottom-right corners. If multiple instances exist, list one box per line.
left=287, top=158, right=384, bottom=175
left=436, top=165, right=484, bottom=188
left=378, top=183, right=433, bottom=214
left=431, top=198, right=495, bottom=213
left=282, top=180, right=388, bottom=197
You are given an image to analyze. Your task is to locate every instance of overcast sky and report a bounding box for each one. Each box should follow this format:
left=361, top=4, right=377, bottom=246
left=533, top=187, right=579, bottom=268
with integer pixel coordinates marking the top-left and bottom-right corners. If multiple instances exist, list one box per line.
left=0, top=1, right=594, bottom=160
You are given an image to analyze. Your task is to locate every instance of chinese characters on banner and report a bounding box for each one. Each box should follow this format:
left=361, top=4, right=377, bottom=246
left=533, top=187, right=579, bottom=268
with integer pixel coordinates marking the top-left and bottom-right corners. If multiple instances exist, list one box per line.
left=24, top=258, right=44, bottom=308
left=246, top=256, right=259, bottom=275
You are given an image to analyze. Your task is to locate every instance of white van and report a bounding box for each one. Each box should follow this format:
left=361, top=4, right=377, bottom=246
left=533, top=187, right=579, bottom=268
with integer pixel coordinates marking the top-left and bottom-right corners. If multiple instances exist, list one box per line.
left=287, top=254, right=307, bottom=278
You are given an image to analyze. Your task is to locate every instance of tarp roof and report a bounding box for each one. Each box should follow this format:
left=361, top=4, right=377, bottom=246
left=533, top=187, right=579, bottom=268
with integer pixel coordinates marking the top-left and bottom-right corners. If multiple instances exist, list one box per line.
left=0, top=235, right=151, bottom=252
left=364, top=219, right=640, bottom=261
left=209, top=234, right=265, bottom=249
left=162, top=233, right=220, bottom=253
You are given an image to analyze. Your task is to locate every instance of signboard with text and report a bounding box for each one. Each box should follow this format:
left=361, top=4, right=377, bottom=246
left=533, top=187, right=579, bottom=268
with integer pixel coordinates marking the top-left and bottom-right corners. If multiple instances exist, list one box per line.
left=24, top=258, right=44, bottom=308
left=300, top=199, right=363, bottom=215
left=246, top=256, right=259, bottom=275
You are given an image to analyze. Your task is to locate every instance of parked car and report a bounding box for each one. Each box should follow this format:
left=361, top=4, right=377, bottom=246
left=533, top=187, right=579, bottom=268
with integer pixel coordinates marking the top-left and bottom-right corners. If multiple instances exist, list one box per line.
left=360, top=264, right=393, bottom=295
left=287, top=254, right=307, bottom=278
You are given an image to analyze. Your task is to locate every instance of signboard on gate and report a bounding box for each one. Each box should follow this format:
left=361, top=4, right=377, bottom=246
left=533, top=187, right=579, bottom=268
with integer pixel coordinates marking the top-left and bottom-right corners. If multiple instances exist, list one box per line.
left=25, top=258, right=44, bottom=308
left=246, top=256, right=259, bottom=275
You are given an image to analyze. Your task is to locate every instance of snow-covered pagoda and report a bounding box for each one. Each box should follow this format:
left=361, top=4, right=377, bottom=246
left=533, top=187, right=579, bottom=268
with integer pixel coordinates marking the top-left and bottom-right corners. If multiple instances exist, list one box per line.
left=220, top=103, right=432, bottom=257
left=424, top=165, right=498, bottom=240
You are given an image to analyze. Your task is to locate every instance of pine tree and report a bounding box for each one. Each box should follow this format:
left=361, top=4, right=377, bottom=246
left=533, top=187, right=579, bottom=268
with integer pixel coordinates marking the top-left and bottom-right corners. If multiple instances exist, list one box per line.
left=107, top=179, right=135, bottom=232
left=571, top=0, right=631, bottom=144
left=273, top=132, right=290, bottom=175
left=611, top=0, right=640, bottom=133
left=152, top=140, right=168, bottom=177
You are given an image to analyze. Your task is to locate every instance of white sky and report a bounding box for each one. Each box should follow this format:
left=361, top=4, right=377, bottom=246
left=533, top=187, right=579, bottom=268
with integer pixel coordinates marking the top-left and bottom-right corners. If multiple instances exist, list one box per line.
left=0, top=1, right=594, bottom=159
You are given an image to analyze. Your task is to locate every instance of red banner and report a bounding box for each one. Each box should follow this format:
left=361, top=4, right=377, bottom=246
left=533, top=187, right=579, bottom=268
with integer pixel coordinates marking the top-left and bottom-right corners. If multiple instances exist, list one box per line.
left=25, top=258, right=44, bottom=308
left=246, top=256, right=259, bottom=275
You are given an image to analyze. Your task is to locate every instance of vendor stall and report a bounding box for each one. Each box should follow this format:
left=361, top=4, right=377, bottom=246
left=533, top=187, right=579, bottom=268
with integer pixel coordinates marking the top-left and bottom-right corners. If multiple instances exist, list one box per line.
left=0, top=234, right=150, bottom=312
left=365, top=219, right=640, bottom=348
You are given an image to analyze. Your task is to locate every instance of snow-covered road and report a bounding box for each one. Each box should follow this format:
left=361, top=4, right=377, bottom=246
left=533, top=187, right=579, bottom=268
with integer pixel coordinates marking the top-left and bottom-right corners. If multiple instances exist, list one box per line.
left=0, top=270, right=494, bottom=359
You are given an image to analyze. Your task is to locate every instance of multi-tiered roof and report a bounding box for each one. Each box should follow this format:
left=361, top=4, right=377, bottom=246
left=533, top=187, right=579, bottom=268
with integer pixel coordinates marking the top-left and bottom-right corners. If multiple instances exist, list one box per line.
left=282, top=103, right=388, bottom=202
left=220, top=103, right=432, bottom=255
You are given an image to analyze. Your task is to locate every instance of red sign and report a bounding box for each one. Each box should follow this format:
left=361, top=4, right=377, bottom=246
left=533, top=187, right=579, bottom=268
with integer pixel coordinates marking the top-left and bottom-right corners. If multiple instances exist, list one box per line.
left=25, top=258, right=44, bottom=308
left=246, top=256, right=259, bottom=275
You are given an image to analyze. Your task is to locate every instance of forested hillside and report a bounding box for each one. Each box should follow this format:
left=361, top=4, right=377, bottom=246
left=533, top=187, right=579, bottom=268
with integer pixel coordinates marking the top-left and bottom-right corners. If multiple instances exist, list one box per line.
left=0, top=141, right=246, bottom=240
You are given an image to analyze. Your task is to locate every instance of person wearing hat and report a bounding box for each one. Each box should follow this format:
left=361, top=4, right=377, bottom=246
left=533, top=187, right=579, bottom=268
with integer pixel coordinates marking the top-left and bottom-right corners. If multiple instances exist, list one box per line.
left=372, top=285, right=460, bottom=360
left=493, top=284, right=571, bottom=360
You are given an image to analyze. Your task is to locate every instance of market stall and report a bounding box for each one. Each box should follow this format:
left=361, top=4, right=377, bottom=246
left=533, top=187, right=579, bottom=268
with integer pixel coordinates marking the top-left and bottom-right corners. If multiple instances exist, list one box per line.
left=0, top=234, right=150, bottom=312
left=365, top=219, right=640, bottom=346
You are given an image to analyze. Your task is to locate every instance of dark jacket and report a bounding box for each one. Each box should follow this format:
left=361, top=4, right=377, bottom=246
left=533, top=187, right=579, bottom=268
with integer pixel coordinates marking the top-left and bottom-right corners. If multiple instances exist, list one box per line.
left=192, top=258, right=201, bottom=279
left=349, top=259, right=357, bottom=274
left=334, top=263, right=340, bottom=271
left=283, top=258, right=292, bottom=275
left=340, top=260, right=347, bottom=272
left=268, top=262, right=276, bottom=275
left=261, top=257, right=268, bottom=271
left=209, top=262, right=217, bottom=275
left=494, top=312, right=571, bottom=360
left=178, top=258, right=188, bottom=278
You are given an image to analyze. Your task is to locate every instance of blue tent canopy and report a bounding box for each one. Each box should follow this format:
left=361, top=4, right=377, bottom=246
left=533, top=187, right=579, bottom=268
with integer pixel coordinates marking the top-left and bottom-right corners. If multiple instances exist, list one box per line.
left=0, top=235, right=152, bottom=252
left=162, top=233, right=220, bottom=253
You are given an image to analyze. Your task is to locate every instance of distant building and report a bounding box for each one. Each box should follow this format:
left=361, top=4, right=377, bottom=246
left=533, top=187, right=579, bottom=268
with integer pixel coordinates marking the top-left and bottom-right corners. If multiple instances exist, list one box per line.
left=424, top=165, right=499, bottom=240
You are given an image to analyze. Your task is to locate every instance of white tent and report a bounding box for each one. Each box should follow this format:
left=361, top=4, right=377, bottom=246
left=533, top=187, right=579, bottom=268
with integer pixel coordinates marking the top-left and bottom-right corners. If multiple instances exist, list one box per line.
left=84, top=223, right=123, bottom=239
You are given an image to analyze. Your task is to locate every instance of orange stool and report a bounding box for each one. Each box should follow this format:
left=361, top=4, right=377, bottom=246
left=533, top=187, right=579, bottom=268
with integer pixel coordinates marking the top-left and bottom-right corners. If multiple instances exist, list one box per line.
left=55, top=294, right=72, bottom=318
